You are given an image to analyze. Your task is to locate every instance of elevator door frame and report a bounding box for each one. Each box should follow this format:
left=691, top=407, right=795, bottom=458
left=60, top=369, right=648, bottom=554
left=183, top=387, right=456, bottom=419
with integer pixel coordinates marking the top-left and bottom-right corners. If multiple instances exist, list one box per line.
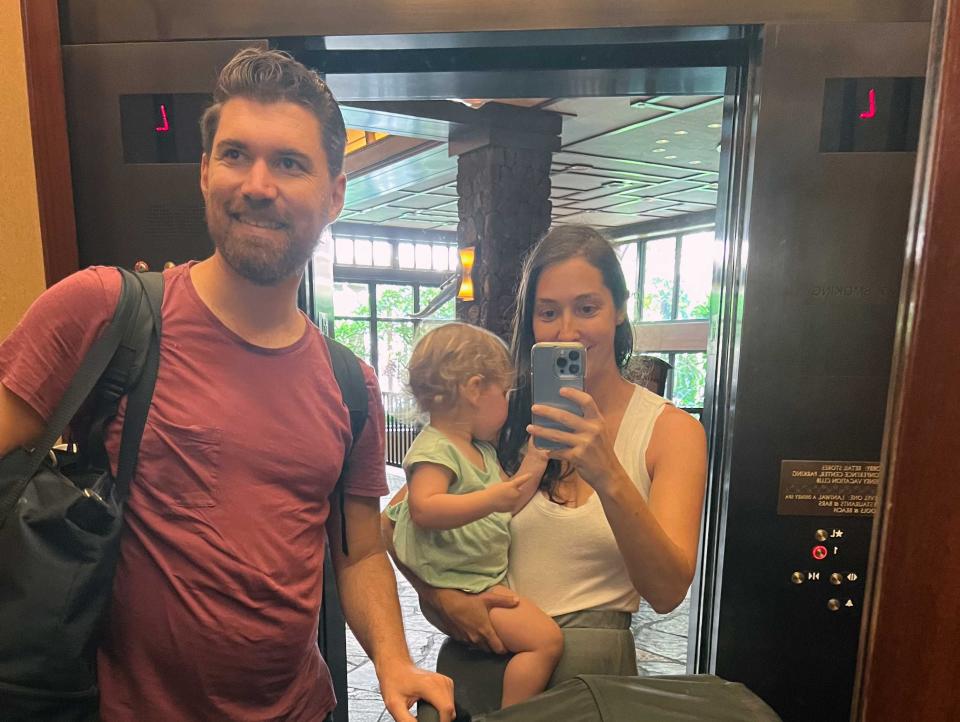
left=288, top=30, right=751, bottom=721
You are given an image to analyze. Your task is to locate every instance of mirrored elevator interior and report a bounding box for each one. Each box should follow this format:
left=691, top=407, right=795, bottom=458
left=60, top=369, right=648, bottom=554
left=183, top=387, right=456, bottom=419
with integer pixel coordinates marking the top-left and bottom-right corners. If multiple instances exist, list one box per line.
left=57, top=2, right=932, bottom=720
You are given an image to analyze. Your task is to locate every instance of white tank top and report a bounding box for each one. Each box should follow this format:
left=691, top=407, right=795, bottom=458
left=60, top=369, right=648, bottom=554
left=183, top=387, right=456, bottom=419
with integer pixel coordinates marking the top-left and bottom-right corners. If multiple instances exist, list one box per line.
left=506, top=385, right=669, bottom=617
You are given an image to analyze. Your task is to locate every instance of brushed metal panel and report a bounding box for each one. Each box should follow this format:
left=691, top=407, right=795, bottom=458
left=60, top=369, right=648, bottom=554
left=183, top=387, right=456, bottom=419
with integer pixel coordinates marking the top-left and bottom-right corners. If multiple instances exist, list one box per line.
left=327, top=67, right=728, bottom=102
left=708, top=21, right=930, bottom=722
left=60, top=0, right=932, bottom=45
left=62, top=40, right=267, bottom=269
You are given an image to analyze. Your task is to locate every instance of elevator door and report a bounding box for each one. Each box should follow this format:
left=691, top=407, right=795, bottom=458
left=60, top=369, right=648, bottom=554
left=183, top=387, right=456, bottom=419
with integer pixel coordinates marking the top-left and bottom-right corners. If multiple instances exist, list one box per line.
left=698, top=22, right=929, bottom=722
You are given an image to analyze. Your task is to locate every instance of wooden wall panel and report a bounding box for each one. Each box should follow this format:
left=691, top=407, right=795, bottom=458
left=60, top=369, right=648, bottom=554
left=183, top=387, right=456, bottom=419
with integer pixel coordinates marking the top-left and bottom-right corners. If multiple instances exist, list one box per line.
left=858, top=0, right=960, bottom=718
left=20, top=0, right=78, bottom=286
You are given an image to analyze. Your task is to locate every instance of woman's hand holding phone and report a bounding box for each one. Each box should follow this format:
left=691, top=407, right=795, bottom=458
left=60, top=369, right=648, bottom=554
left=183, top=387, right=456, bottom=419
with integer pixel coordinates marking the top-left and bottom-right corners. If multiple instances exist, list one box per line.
left=528, top=387, right=622, bottom=492
left=531, top=342, right=585, bottom=451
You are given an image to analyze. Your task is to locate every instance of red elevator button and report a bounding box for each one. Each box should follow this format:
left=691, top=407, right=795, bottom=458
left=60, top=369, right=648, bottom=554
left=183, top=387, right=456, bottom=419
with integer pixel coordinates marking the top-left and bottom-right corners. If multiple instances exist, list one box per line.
left=812, top=545, right=828, bottom=560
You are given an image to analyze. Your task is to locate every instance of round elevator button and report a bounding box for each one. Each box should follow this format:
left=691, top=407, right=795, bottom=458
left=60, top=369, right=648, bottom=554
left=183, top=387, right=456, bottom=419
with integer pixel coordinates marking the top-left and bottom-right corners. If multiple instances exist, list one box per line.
left=830, top=573, right=843, bottom=585
left=815, top=529, right=828, bottom=542
left=827, top=599, right=841, bottom=611
left=791, top=572, right=804, bottom=585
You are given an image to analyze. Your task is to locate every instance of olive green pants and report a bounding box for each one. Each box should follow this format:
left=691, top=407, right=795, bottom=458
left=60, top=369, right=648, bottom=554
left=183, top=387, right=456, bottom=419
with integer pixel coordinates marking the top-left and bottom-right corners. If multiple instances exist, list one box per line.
left=418, top=610, right=637, bottom=721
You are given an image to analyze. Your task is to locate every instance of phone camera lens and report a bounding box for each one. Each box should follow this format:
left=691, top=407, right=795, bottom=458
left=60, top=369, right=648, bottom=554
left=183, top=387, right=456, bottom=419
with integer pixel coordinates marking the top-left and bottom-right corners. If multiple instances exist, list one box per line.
left=568, top=364, right=580, bottom=375
left=569, top=350, right=580, bottom=361
left=556, top=357, right=568, bottom=368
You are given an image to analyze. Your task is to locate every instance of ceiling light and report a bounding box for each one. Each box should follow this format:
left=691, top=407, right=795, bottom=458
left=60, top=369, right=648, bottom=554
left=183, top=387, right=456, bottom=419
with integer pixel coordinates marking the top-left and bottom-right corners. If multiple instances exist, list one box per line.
left=652, top=148, right=666, bottom=153
left=665, top=155, right=677, bottom=160
left=689, top=160, right=702, bottom=165
left=673, top=130, right=689, bottom=135
left=708, top=123, right=722, bottom=129
left=655, top=139, right=670, bottom=144
left=565, top=164, right=593, bottom=172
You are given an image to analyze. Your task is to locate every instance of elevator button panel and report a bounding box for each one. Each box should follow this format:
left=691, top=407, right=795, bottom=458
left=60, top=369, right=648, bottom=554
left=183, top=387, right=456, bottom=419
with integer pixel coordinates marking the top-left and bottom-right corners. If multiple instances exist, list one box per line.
left=788, top=525, right=865, bottom=613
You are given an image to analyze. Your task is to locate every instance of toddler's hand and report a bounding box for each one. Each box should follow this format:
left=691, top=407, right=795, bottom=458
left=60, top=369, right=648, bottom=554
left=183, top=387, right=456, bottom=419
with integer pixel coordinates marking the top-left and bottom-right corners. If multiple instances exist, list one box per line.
left=519, top=439, right=550, bottom=475
left=486, top=474, right=531, bottom=513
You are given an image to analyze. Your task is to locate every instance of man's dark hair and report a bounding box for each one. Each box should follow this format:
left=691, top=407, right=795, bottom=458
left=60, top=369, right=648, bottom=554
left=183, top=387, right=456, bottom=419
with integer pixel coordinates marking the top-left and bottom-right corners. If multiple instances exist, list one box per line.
left=200, top=47, right=346, bottom=177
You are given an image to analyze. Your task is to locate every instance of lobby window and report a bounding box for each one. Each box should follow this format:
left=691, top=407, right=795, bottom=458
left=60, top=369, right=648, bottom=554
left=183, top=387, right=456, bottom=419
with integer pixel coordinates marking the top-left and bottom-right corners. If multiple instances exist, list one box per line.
left=615, top=228, right=715, bottom=413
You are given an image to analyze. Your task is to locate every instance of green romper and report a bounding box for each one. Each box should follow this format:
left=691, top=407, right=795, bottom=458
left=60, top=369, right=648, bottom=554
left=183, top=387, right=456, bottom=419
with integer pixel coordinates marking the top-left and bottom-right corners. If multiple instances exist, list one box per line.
left=386, top=425, right=511, bottom=593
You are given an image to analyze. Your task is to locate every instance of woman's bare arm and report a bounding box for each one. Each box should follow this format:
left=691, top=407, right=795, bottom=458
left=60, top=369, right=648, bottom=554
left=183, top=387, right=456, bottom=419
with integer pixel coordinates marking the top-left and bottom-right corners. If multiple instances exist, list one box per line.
left=597, top=407, right=706, bottom=612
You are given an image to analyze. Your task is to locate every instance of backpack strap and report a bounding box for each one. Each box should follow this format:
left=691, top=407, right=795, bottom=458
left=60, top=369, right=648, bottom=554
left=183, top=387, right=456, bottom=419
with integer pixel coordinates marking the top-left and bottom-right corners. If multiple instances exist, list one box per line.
left=0, top=269, right=160, bottom=519
left=112, top=270, right=163, bottom=499
left=324, top=336, right=370, bottom=557
left=84, top=269, right=160, bottom=473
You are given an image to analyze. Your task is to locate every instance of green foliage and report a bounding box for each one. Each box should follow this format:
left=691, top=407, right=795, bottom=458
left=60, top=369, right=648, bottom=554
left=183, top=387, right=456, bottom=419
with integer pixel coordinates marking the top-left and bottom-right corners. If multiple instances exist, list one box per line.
left=672, top=353, right=707, bottom=409
left=333, top=284, right=453, bottom=384
left=642, top=277, right=709, bottom=321
left=333, top=318, right=371, bottom=363
left=420, top=286, right=455, bottom=320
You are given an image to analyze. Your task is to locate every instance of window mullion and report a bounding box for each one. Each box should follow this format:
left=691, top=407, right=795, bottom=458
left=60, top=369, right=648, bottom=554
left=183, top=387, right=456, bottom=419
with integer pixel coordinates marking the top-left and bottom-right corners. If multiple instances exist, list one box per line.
left=369, top=282, right=378, bottom=371
left=671, top=235, right=682, bottom=320
left=637, top=241, right=646, bottom=321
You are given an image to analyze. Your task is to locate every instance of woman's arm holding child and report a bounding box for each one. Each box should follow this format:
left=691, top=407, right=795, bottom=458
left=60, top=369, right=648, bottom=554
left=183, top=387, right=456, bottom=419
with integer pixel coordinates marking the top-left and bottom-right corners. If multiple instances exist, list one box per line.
left=381, top=487, right=520, bottom=654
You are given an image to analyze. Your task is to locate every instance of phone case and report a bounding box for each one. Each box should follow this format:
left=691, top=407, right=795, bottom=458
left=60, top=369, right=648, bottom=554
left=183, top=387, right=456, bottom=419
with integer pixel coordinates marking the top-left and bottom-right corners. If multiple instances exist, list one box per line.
left=531, top=342, right=586, bottom=450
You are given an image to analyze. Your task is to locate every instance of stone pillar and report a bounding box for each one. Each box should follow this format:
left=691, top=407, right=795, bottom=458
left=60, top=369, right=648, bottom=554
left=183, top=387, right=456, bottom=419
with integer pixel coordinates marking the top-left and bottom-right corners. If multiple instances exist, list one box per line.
left=454, top=132, right=556, bottom=341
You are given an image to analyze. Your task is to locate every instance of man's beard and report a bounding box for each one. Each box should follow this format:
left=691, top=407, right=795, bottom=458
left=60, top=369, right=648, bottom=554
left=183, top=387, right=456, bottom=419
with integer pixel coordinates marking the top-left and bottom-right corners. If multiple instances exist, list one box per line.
left=207, top=206, right=320, bottom=286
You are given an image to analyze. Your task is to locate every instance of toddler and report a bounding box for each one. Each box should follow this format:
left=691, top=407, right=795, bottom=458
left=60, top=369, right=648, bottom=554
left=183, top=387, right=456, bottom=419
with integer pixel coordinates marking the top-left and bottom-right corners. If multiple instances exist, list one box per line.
left=386, top=322, right=563, bottom=708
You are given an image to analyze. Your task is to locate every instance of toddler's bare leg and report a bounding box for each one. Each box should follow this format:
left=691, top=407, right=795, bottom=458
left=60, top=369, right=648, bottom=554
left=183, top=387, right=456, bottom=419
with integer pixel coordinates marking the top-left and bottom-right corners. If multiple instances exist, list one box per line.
left=487, top=586, right=564, bottom=708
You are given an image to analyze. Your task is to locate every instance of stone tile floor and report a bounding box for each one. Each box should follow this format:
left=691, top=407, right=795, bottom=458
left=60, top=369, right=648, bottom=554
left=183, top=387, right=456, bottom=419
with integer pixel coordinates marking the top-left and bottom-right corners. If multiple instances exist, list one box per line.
left=345, top=466, right=690, bottom=721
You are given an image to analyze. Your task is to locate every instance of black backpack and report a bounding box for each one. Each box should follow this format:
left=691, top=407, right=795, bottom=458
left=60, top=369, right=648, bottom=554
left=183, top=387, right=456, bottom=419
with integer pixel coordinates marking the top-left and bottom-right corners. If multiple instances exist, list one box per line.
left=0, top=269, right=162, bottom=721
left=0, top=269, right=368, bottom=721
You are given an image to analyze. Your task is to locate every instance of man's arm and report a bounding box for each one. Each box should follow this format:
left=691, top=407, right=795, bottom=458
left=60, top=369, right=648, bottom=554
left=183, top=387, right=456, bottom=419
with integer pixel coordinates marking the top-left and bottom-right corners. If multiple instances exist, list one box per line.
left=0, top=383, right=45, bottom=457
left=326, top=492, right=454, bottom=722
left=0, top=267, right=122, bottom=459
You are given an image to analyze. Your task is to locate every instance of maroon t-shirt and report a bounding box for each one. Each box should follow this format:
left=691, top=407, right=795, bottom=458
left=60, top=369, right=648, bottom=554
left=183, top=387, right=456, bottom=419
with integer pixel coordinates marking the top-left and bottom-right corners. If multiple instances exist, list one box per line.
left=0, top=264, right=387, bottom=721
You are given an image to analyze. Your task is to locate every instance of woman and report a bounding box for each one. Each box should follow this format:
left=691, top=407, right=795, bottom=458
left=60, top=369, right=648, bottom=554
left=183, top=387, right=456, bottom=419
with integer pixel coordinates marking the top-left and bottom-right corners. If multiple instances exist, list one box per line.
left=383, top=225, right=707, bottom=715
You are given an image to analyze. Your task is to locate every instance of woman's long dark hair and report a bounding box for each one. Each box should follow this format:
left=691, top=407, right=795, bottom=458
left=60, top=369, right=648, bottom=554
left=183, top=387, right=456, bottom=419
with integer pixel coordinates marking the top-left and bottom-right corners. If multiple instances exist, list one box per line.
left=498, top=225, right=633, bottom=502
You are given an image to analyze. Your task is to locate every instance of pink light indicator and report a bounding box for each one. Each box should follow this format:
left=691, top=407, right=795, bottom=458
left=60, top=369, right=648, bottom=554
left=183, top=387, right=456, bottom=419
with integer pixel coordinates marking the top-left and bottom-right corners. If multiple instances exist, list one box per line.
left=859, top=88, right=877, bottom=119
left=155, top=104, right=170, bottom=133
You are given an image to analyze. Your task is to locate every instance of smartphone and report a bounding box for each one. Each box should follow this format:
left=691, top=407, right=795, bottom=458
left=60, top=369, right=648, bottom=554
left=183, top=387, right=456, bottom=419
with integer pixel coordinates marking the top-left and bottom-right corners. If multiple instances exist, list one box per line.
left=531, top=342, right=586, bottom=450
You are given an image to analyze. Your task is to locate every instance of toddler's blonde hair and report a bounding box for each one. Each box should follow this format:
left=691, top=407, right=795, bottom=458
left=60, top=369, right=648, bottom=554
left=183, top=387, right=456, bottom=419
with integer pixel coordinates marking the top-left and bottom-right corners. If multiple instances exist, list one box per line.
left=407, top=322, right=513, bottom=414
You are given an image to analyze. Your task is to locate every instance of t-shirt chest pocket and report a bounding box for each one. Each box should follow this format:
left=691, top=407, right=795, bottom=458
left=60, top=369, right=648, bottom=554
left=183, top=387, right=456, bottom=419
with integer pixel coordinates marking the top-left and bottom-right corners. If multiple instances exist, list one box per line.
left=138, top=416, right=222, bottom=508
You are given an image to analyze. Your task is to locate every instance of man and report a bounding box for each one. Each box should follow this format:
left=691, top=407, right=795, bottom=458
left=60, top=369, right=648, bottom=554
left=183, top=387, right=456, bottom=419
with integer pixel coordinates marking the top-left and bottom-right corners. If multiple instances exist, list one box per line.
left=0, top=48, right=454, bottom=721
